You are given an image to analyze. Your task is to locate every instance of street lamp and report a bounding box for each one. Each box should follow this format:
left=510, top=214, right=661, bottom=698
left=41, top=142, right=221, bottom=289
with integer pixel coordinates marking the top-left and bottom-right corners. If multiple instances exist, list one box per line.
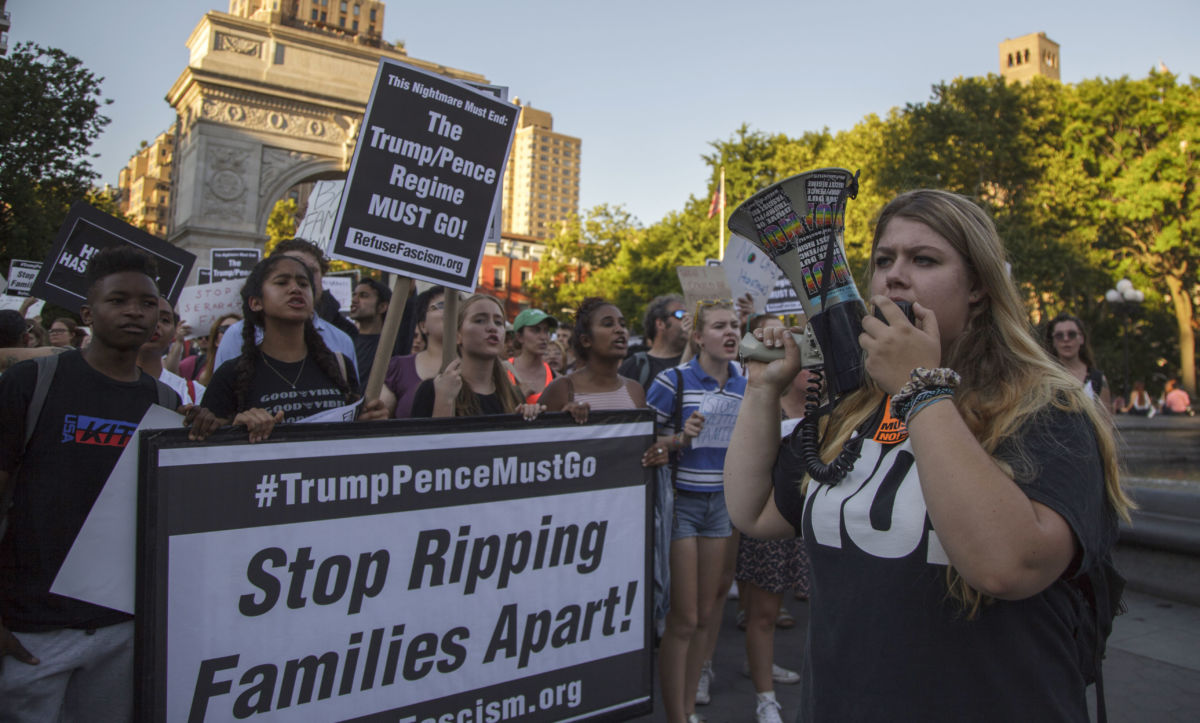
left=1105, top=279, right=1145, bottom=399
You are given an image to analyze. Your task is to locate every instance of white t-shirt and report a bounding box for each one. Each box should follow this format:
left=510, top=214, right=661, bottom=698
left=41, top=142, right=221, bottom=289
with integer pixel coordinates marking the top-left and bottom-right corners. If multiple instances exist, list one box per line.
left=159, top=368, right=205, bottom=405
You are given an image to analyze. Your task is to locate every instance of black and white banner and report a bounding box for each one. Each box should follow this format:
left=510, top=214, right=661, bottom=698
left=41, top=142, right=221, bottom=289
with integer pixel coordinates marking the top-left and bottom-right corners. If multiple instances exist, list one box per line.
left=211, top=248, right=261, bottom=283
left=137, top=412, right=654, bottom=722
left=328, top=59, right=519, bottom=292
left=5, top=259, right=41, bottom=297
left=29, top=201, right=195, bottom=312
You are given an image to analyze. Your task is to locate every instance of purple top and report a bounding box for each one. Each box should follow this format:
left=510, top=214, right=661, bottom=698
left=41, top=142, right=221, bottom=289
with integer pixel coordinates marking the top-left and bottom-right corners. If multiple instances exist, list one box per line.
left=385, top=354, right=425, bottom=419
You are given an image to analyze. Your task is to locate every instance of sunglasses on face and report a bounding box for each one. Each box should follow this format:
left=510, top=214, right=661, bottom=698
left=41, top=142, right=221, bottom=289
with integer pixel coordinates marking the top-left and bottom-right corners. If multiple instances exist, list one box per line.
left=669, top=309, right=686, bottom=320
left=1053, top=330, right=1080, bottom=341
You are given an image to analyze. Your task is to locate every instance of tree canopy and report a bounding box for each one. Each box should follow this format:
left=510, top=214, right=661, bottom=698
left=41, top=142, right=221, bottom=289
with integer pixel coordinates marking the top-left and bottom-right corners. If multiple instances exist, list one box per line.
left=0, top=43, right=111, bottom=269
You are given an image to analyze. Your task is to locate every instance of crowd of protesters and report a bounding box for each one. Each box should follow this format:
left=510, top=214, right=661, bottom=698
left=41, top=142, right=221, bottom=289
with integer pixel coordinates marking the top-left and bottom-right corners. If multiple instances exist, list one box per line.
left=0, top=188, right=1190, bottom=721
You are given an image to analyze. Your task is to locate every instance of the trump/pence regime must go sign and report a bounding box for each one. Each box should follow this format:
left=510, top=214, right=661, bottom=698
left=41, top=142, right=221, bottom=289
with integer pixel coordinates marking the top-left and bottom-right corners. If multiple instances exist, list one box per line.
left=136, top=412, right=654, bottom=722
left=330, top=60, right=519, bottom=292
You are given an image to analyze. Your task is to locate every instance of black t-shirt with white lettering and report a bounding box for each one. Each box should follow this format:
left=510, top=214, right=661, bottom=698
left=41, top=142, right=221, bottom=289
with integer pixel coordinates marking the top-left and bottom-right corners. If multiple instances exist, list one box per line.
left=204, top=351, right=356, bottom=423
left=0, top=351, right=170, bottom=631
left=773, top=403, right=1114, bottom=722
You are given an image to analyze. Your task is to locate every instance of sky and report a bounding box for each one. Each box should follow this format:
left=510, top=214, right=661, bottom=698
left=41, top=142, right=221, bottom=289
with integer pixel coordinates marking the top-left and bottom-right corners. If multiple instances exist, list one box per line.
left=9, top=0, right=1200, bottom=227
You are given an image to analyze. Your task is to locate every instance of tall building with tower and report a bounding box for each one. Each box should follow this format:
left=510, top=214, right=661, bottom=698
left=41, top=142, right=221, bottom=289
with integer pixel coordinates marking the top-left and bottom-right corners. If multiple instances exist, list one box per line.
left=999, top=32, right=1060, bottom=84
left=118, top=130, right=176, bottom=238
left=501, top=102, right=582, bottom=241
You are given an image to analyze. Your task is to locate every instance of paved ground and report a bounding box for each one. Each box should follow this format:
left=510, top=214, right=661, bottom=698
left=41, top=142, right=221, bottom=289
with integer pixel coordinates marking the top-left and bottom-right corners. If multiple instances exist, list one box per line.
left=629, top=588, right=1200, bottom=722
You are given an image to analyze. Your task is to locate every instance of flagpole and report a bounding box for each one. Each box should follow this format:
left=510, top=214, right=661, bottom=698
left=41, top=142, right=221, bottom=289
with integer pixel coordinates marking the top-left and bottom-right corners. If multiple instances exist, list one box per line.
left=717, top=165, right=726, bottom=261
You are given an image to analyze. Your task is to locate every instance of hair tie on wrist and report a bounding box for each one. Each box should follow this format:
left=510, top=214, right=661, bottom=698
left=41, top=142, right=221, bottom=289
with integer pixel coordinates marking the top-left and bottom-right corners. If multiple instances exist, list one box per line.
left=890, top=367, right=960, bottom=423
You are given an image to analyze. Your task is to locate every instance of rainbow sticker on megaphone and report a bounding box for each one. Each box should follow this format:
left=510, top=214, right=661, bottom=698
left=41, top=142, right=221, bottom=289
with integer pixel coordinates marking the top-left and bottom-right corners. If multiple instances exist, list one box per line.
left=727, top=168, right=860, bottom=318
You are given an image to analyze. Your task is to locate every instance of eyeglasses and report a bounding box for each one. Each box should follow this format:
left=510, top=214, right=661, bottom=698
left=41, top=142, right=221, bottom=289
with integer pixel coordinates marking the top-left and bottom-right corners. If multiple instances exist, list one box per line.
left=1053, top=330, right=1079, bottom=341
left=49, top=328, right=69, bottom=335
left=669, top=309, right=687, bottom=320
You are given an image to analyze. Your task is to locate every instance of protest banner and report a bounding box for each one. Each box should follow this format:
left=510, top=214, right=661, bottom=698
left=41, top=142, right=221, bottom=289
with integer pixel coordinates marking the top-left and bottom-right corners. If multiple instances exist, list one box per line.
left=211, top=248, right=261, bottom=283
left=6, top=259, right=41, bottom=297
left=29, top=201, right=195, bottom=312
left=136, top=411, right=654, bottom=722
left=328, top=59, right=519, bottom=292
left=295, top=180, right=346, bottom=254
left=676, top=265, right=733, bottom=317
left=0, top=296, right=43, bottom=316
left=723, top=235, right=780, bottom=314
left=323, top=274, right=356, bottom=312
left=177, top=279, right=245, bottom=340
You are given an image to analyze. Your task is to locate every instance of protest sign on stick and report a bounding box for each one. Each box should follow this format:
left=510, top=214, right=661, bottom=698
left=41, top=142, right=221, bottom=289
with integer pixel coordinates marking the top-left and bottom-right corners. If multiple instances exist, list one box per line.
left=676, top=265, right=733, bottom=318
left=136, top=412, right=655, bottom=722
left=29, top=202, right=194, bottom=312
left=294, top=180, right=346, bottom=254
left=328, top=59, right=518, bottom=293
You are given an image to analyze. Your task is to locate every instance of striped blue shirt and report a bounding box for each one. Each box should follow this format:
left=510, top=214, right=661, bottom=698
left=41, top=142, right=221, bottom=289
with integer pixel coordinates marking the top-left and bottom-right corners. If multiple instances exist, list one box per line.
left=646, top=358, right=747, bottom=493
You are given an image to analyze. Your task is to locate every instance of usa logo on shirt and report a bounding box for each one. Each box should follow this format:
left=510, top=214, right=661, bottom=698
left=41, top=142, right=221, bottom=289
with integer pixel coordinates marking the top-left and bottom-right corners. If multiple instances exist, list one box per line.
left=61, top=415, right=138, bottom=447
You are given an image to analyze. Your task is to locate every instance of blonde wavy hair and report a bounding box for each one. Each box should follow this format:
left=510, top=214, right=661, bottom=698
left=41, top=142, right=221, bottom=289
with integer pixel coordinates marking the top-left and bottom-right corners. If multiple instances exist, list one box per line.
left=453, top=294, right=524, bottom=417
left=815, top=189, right=1131, bottom=616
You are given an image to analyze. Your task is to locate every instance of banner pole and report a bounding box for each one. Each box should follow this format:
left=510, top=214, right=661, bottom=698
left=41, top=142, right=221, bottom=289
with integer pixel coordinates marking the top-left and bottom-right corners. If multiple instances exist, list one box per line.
left=364, top=275, right=411, bottom=401
left=718, top=165, right=726, bottom=261
left=441, top=290, right=459, bottom=371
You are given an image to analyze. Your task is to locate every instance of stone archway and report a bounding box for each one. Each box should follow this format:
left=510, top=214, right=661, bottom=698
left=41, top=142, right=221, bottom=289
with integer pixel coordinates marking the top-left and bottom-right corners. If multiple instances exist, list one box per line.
left=165, top=10, right=486, bottom=281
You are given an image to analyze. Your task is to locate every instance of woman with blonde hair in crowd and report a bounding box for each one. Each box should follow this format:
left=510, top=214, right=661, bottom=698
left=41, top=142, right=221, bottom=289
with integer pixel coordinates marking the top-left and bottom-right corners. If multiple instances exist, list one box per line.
left=726, top=189, right=1130, bottom=722
left=645, top=299, right=744, bottom=723
left=409, top=293, right=541, bottom=419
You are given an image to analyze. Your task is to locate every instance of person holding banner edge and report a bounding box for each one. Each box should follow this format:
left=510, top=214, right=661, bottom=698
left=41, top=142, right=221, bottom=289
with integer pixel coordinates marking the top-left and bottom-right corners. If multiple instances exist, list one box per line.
left=540, top=297, right=646, bottom=421
left=211, top=239, right=357, bottom=379
left=0, top=247, right=197, bottom=721
left=410, top=294, right=542, bottom=419
left=198, top=254, right=385, bottom=442
left=724, top=189, right=1129, bottom=722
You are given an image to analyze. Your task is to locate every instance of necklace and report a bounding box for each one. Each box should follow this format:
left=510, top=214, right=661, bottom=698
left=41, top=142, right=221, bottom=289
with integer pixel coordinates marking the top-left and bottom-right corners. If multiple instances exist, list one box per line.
left=261, top=354, right=306, bottom=389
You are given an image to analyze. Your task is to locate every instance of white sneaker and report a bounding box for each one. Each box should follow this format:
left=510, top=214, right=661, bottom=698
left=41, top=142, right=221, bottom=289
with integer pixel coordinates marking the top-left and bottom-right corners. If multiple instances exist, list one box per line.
left=687, top=714, right=707, bottom=723
left=743, top=660, right=801, bottom=684
left=755, top=696, right=784, bottom=723
left=728, top=581, right=739, bottom=600
left=695, top=660, right=714, bottom=705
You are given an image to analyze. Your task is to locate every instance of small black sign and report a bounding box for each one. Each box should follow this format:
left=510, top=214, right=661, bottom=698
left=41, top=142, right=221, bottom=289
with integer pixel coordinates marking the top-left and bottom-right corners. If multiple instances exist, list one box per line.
left=210, top=248, right=260, bottom=283
left=29, top=202, right=195, bottom=312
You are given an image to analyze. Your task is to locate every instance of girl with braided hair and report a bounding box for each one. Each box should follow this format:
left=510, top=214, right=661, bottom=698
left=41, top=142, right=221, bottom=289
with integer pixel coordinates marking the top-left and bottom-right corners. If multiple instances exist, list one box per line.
left=201, top=255, right=385, bottom=441
left=410, top=294, right=542, bottom=419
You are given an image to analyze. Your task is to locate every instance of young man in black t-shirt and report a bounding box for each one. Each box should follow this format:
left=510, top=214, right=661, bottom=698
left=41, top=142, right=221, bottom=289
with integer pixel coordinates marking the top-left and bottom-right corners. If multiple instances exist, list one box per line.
left=0, top=247, right=179, bottom=721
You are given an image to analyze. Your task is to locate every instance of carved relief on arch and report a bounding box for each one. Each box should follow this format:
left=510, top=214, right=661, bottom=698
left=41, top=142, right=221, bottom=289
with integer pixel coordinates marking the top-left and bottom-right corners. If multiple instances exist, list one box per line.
left=260, top=147, right=319, bottom=198
left=203, top=145, right=251, bottom=221
left=214, top=32, right=262, bottom=58
left=198, top=92, right=347, bottom=145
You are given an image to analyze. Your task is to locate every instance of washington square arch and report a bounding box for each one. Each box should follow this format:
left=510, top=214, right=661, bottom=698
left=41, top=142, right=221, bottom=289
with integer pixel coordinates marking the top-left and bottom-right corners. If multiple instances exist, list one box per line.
left=165, top=4, right=486, bottom=279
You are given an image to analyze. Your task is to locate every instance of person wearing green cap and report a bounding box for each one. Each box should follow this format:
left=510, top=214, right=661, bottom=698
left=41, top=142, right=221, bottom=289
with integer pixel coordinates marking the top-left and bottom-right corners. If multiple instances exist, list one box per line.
left=506, top=308, right=558, bottom=404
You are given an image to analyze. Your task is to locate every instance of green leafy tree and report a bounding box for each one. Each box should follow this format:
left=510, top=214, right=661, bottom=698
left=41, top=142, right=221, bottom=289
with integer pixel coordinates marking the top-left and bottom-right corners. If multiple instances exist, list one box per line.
left=525, top=204, right=642, bottom=317
left=0, top=43, right=111, bottom=268
left=1056, top=71, right=1200, bottom=393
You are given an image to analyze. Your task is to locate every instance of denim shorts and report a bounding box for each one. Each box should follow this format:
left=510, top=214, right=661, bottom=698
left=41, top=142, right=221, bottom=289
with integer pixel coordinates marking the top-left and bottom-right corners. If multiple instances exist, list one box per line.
left=672, top=489, right=732, bottom=540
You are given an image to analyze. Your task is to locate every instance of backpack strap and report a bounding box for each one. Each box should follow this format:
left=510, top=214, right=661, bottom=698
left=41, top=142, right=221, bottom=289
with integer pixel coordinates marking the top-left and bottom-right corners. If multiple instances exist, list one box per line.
left=5, top=355, right=60, bottom=540
left=635, top=352, right=651, bottom=388
left=25, top=354, right=60, bottom=446
left=670, top=367, right=684, bottom=487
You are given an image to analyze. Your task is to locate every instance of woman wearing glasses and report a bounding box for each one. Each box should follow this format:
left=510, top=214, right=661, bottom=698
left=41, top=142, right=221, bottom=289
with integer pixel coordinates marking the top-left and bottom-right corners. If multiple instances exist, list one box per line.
left=47, top=319, right=83, bottom=349
left=644, top=299, right=744, bottom=723
left=1045, top=312, right=1111, bottom=410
